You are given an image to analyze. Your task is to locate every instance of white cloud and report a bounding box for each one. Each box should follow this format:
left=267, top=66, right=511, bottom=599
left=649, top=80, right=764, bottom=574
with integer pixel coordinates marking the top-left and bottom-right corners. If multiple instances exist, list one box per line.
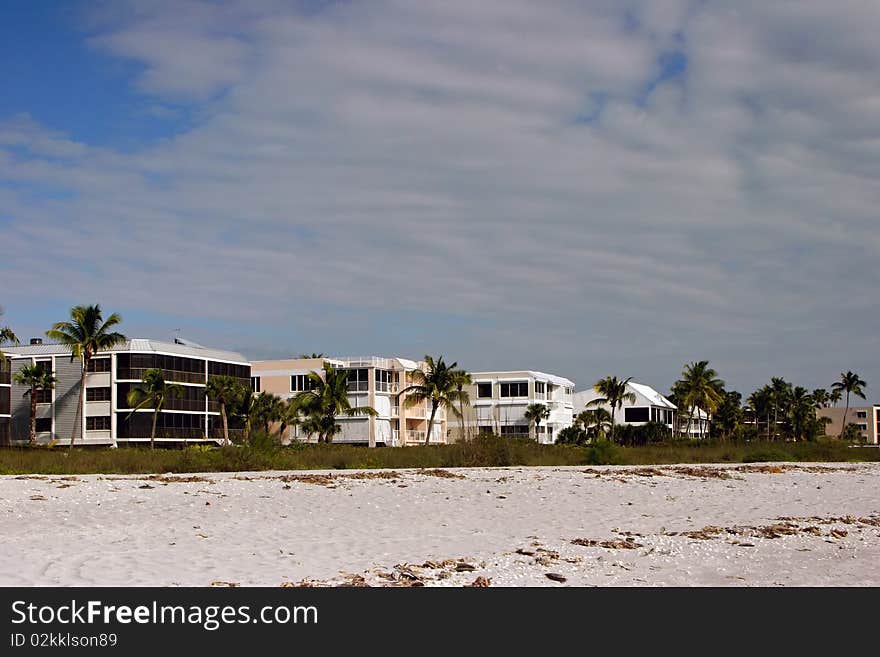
left=1, top=0, right=878, bottom=393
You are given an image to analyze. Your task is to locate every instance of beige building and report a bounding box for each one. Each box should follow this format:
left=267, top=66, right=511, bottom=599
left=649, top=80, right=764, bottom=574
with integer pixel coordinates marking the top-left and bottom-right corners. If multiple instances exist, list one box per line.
left=817, top=405, right=879, bottom=444
left=250, top=356, right=448, bottom=446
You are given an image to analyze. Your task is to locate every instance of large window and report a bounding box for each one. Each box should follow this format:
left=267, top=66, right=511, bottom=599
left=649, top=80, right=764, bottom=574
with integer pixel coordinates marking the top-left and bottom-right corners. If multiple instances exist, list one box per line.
left=624, top=407, right=650, bottom=423
left=35, top=360, right=52, bottom=374
left=500, top=382, right=528, bottom=398
left=35, top=417, right=52, bottom=433
left=375, top=370, right=394, bottom=392
left=251, top=377, right=261, bottom=393
left=86, top=387, right=111, bottom=402
left=535, top=381, right=546, bottom=397
left=856, top=411, right=867, bottom=419
left=34, top=389, right=53, bottom=404
left=477, top=383, right=492, bottom=399
left=117, top=383, right=207, bottom=412
left=291, top=374, right=317, bottom=392
left=87, top=358, right=111, bottom=373
left=86, top=416, right=111, bottom=431
left=500, top=425, right=529, bottom=437
left=117, top=353, right=208, bottom=384
left=344, top=368, right=369, bottom=392
left=117, top=412, right=206, bottom=439
left=0, top=390, right=10, bottom=415
left=208, top=361, right=250, bottom=380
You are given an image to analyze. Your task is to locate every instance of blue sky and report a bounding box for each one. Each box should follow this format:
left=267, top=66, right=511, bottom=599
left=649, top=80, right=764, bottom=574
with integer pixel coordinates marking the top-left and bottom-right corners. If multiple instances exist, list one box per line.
left=1, top=0, right=878, bottom=399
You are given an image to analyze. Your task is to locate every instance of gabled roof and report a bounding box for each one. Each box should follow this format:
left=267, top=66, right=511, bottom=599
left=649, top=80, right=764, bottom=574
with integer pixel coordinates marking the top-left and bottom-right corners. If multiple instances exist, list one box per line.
left=575, top=381, right=677, bottom=410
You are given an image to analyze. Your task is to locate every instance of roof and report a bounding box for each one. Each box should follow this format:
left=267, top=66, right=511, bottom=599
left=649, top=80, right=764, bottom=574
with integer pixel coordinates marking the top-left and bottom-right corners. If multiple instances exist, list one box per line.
left=3, top=339, right=248, bottom=364
left=575, top=381, right=677, bottom=410
left=469, top=370, right=575, bottom=387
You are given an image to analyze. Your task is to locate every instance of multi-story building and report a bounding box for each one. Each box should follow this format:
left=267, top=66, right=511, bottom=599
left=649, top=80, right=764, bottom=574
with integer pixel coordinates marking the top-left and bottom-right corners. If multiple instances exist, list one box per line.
left=573, top=381, right=678, bottom=434
left=817, top=405, right=879, bottom=444
left=451, top=371, right=575, bottom=444
left=249, top=356, right=448, bottom=446
left=3, top=338, right=250, bottom=446
left=0, top=355, right=10, bottom=445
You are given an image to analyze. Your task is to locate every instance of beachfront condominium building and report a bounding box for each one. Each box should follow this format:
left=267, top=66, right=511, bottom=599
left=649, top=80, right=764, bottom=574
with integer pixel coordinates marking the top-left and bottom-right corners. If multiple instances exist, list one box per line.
left=450, top=371, right=575, bottom=444
left=817, top=405, right=879, bottom=444
left=573, top=381, right=678, bottom=433
left=2, top=338, right=250, bottom=446
left=250, top=356, right=448, bottom=446
left=0, top=355, right=10, bottom=445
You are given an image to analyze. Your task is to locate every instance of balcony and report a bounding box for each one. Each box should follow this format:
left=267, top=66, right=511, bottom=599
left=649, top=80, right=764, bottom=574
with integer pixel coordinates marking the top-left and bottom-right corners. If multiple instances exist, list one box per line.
left=345, top=381, right=369, bottom=393
left=117, top=368, right=206, bottom=385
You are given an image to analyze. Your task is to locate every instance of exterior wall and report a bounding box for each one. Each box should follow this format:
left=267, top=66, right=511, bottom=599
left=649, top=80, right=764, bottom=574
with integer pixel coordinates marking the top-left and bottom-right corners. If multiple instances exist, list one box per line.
left=573, top=384, right=678, bottom=434
left=454, top=371, right=575, bottom=444
left=817, top=406, right=879, bottom=444
left=250, top=356, right=448, bottom=447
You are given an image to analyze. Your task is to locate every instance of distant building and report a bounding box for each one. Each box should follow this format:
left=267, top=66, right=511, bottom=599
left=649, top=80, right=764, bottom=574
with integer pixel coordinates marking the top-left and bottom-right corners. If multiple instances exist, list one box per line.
left=573, top=381, right=678, bottom=433
left=0, top=357, right=10, bottom=445
left=451, top=371, right=575, bottom=444
left=817, top=405, right=879, bottom=444
left=3, top=338, right=250, bottom=446
left=250, top=356, right=448, bottom=446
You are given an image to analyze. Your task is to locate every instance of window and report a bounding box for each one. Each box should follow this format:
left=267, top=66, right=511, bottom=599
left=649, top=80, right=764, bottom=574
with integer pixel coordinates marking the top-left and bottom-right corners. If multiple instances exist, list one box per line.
left=251, top=377, right=261, bottom=393
left=86, top=387, right=111, bottom=402
left=35, top=417, right=52, bottom=433
left=500, top=382, right=528, bottom=398
left=624, top=407, right=650, bottom=423
left=86, top=416, right=111, bottom=431
left=344, top=368, right=369, bottom=392
left=87, top=358, right=111, bottom=373
left=478, top=425, right=493, bottom=435
left=35, top=360, right=52, bottom=374
left=208, top=361, right=250, bottom=379
left=477, top=383, right=492, bottom=398
left=856, top=411, right=867, bottom=419
left=857, top=424, right=868, bottom=432
left=34, top=389, right=53, bottom=404
left=375, top=370, right=394, bottom=392
left=291, top=374, right=317, bottom=392
left=500, top=425, right=529, bottom=436
left=535, top=381, right=546, bottom=397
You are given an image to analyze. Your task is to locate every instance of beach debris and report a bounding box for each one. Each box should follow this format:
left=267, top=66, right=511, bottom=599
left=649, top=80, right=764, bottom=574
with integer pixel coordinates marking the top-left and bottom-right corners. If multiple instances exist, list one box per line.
left=337, top=574, right=370, bottom=587
left=830, top=529, right=848, bottom=539
left=455, top=561, right=477, bottom=572
left=210, top=581, right=239, bottom=587
left=545, top=573, right=567, bottom=583
left=139, top=484, right=154, bottom=489
left=570, top=537, right=643, bottom=549
left=29, top=495, right=47, bottom=501
left=468, top=576, right=491, bottom=587
left=515, top=548, right=536, bottom=556
left=418, top=469, right=465, bottom=479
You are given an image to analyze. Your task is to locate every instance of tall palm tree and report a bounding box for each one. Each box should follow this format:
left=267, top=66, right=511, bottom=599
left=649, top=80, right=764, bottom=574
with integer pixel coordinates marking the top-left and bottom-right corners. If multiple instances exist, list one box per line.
left=399, top=355, right=466, bottom=446
left=589, top=376, right=636, bottom=443
left=577, top=407, right=612, bottom=442
left=451, top=369, right=472, bottom=441
left=673, top=361, right=725, bottom=440
left=278, top=396, right=303, bottom=442
left=748, top=386, right=774, bottom=440
left=14, top=364, right=57, bottom=444
left=769, top=377, right=791, bottom=440
left=46, top=304, right=125, bottom=452
left=787, top=386, right=814, bottom=442
left=251, top=392, right=284, bottom=437
left=811, top=389, right=830, bottom=410
left=828, top=389, right=842, bottom=406
left=126, top=369, right=183, bottom=450
left=207, top=375, right=246, bottom=445
left=295, top=363, right=377, bottom=443
left=524, top=403, right=550, bottom=442
left=831, top=371, right=867, bottom=439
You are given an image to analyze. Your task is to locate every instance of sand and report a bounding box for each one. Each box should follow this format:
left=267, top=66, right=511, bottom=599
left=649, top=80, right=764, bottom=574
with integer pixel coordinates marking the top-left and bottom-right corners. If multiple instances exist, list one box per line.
left=2, top=463, right=878, bottom=587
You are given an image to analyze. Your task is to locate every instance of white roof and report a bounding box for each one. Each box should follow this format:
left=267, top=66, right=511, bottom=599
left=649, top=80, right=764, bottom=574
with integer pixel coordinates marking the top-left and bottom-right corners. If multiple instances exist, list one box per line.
left=469, top=371, right=575, bottom=387
left=575, top=381, right=677, bottom=410
left=4, top=339, right=248, bottom=364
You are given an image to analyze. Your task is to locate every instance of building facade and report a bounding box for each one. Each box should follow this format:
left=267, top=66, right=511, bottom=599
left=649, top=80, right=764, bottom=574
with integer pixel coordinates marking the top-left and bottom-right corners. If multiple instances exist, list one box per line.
left=3, top=338, right=250, bottom=446
left=451, top=371, right=575, bottom=444
left=250, top=356, right=448, bottom=446
left=0, top=356, right=10, bottom=445
left=573, top=381, right=678, bottom=434
left=817, top=405, right=879, bottom=444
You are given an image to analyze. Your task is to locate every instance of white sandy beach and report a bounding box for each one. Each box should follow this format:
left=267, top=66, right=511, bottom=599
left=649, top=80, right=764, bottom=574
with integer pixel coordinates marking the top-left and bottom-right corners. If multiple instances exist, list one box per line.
left=2, top=463, right=878, bottom=587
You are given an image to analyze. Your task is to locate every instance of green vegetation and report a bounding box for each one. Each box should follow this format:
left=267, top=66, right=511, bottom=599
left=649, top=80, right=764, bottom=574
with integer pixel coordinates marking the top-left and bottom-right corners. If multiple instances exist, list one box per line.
left=589, top=375, right=636, bottom=442
left=14, top=364, right=57, bottom=444
left=399, top=355, right=467, bottom=445
left=295, top=362, right=377, bottom=443
left=831, top=371, right=867, bottom=439
left=45, top=304, right=126, bottom=452
left=126, top=369, right=183, bottom=450
left=524, top=403, right=550, bottom=440
left=0, top=434, right=877, bottom=476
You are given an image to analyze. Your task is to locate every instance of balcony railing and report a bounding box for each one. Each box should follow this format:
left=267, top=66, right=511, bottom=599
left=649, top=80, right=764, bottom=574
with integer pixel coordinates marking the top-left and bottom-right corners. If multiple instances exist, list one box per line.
left=346, top=381, right=369, bottom=393
left=117, top=368, right=206, bottom=385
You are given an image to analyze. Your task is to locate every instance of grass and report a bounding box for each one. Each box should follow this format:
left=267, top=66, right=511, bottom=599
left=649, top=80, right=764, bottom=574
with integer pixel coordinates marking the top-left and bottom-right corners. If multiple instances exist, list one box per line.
left=0, top=435, right=877, bottom=475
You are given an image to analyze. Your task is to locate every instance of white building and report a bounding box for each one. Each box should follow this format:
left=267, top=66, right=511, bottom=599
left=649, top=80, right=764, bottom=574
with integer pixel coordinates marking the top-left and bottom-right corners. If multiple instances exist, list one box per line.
left=573, top=381, right=677, bottom=433
left=453, top=370, right=575, bottom=444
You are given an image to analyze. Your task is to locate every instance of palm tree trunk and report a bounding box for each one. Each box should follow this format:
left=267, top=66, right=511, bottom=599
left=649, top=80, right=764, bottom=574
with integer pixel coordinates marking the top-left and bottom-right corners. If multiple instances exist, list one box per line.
left=458, top=389, right=466, bottom=442
left=221, top=403, right=229, bottom=445
left=29, top=388, right=37, bottom=444
left=150, top=409, right=158, bottom=450
left=425, top=402, right=438, bottom=445
left=69, top=360, right=86, bottom=454
left=840, top=392, right=850, bottom=439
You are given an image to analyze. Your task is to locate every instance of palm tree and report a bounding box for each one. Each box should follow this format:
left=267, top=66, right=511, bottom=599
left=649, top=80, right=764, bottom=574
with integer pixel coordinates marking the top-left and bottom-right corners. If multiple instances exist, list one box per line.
left=769, top=377, right=791, bottom=440
left=524, top=403, right=550, bottom=442
left=787, top=386, right=814, bottom=441
left=589, top=376, right=636, bottom=443
left=831, top=371, right=867, bottom=439
left=46, top=304, right=125, bottom=452
left=811, top=389, right=830, bottom=410
left=451, top=369, right=472, bottom=441
left=828, top=389, right=842, bottom=406
left=748, top=386, right=773, bottom=440
left=673, top=361, right=725, bottom=439
left=14, top=365, right=57, bottom=444
left=0, top=316, right=18, bottom=365
left=399, top=355, right=466, bottom=446
left=298, top=353, right=324, bottom=359
left=207, top=375, right=246, bottom=445
left=251, top=392, right=284, bottom=436
left=295, top=363, right=377, bottom=443
left=278, top=396, right=303, bottom=442
left=577, top=407, right=613, bottom=442
left=126, top=369, right=183, bottom=450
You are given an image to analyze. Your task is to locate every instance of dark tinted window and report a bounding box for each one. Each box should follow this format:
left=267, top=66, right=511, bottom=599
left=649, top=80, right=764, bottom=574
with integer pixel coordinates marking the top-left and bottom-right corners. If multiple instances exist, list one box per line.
left=86, top=387, right=111, bottom=402
left=86, top=416, right=111, bottom=430
left=477, top=383, right=492, bottom=398
left=624, top=407, right=650, bottom=423
left=87, top=358, right=111, bottom=373
left=35, top=417, right=52, bottom=433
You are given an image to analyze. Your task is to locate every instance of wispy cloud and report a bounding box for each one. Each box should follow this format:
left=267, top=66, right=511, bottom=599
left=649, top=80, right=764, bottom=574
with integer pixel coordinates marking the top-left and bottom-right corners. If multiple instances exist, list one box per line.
left=1, top=0, right=878, bottom=394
